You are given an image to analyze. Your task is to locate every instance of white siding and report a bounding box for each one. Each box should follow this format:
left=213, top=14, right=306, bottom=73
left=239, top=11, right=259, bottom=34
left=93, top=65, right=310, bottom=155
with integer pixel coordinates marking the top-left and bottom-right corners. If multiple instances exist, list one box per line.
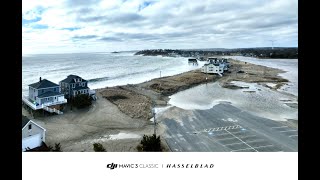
left=22, top=134, right=42, bottom=151
left=22, top=122, right=44, bottom=138
left=22, top=121, right=45, bottom=151
left=201, top=64, right=224, bottom=74
left=58, top=95, right=65, bottom=102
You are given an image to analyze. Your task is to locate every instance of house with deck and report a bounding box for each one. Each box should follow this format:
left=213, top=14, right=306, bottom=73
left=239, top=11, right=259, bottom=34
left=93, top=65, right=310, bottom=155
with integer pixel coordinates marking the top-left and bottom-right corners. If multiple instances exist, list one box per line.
left=221, top=58, right=230, bottom=71
left=22, top=77, right=67, bottom=114
left=201, top=57, right=224, bottom=76
left=188, top=58, right=198, bottom=65
left=22, top=116, right=46, bottom=151
left=59, top=75, right=96, bottom=100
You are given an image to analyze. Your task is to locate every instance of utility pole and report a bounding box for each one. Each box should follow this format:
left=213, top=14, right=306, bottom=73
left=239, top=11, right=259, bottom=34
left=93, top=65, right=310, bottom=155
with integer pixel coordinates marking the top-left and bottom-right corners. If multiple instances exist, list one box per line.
left=152, top=103, right=157, bottom=136
left=160, top=70, right=161, bottom=78
left=269, top=40, right=276, bottom=50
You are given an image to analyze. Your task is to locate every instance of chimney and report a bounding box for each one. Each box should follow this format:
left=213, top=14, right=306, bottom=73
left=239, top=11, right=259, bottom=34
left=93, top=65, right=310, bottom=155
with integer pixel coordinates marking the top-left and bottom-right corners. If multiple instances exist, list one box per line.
left=40, top=77, right=42, bottom=82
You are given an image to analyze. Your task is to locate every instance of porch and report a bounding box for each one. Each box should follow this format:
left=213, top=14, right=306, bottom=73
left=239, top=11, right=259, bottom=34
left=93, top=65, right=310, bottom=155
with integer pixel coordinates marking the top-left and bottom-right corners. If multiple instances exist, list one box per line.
left=22, top=96, right=67, bottom=110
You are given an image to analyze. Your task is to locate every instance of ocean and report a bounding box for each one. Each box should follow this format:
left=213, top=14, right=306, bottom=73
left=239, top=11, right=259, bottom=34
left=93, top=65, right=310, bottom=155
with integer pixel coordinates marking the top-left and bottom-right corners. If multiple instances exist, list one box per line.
left=22, top=52, right=205, bottom=95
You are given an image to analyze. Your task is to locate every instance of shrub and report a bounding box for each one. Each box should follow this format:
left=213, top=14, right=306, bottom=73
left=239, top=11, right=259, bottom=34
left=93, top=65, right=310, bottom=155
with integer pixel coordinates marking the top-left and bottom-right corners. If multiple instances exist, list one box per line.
left=93, top=143, right=106, bottom=152
left=25, top=142, right=62, bottom=152
left=139, top=134, right=161, bottom=152
left=52, top=143, right=62, bottom=152
left=72, top=94, right=92, bottom=108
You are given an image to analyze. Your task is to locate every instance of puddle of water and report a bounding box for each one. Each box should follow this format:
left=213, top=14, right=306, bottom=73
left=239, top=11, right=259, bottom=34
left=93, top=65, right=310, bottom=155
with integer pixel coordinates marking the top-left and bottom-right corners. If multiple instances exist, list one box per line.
left=108, top=133, right=141, bottom=140
left=149, top=105, right=174, bottom=122
left=224, top=56, right=298, bottom=96
left=168, top=82, right=297, bottom=121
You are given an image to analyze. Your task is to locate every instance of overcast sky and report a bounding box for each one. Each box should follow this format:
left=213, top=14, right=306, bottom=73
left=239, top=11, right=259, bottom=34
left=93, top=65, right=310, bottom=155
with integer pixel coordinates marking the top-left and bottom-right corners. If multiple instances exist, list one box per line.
left=22, top=0, right=298, bottom=54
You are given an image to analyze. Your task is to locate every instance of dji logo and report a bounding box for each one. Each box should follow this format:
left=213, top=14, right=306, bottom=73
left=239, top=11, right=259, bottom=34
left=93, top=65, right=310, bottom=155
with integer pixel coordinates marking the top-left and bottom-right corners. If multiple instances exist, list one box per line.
left=106, top=163, right=118, bottom=170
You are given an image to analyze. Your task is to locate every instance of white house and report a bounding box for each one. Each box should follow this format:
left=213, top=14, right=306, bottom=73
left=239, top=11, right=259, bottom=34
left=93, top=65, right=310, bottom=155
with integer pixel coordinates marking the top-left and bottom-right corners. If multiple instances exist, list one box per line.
left=201, top=58, right=224, bottom=75
left=22, top=116, right=46, bottom=151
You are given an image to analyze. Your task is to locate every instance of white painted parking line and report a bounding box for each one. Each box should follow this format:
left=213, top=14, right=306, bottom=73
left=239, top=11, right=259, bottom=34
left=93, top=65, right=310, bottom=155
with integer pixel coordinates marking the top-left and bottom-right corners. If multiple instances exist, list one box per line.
left=271, top=126, right=288, bottom=129
left=218, top=137, right=238, bottom=141
left=243, top=139, right=265, bottom=143
left=228, top=131, right=249, bottom=135
left=225, top=129, right=258, bottom=152
left=190, top=125, right=249, bottom=135
left=236, top=135, right=257, bottom=139
left=289, top=135, right=298, bottom=137
left=252, top=144, right=274, bottom=149
left=224, top=142, right=245, bottom=146
left=214, top=132, right=231, bottom=136
left=231, top=147, right=255, bottom=152
left=192, top=125, right=244, bottom=134
left=279, top=130, right=297, bottom=133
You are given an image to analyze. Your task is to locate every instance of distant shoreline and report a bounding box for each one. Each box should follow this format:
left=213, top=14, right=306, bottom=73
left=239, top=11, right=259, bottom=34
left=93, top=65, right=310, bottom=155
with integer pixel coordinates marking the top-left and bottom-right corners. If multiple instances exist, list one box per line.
left=134, top=48, right=298, bottom=59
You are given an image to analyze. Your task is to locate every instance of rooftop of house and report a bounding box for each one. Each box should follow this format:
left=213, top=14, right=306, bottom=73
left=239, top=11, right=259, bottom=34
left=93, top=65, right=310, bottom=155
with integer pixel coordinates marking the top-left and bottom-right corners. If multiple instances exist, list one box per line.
left=60, top=75, right=88, bottom=84
left=22, top=116, right=30, bottom=129
left=37, top=91, right=64, bottom=98
left=29, top=78, right=59, bottom=89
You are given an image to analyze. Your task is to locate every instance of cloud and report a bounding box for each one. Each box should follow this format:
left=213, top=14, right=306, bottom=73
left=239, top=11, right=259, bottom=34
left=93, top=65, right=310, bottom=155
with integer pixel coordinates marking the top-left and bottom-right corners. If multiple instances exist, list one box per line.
left=32, top=24, right=49, bottom=29
left=22, top=0, right=298, bottom=54
left=99, top=37, right=123, bottom=42
left=72, top=35, right=98, bottom=39
left=66, top=0, right=102, bottom=7
left=62, top=27, right=81, bottom=31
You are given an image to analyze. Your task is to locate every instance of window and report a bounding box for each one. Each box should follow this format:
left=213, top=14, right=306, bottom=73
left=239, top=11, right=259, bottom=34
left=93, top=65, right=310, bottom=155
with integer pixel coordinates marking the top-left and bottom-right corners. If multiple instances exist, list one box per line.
left=72, top=84, right=75, bottom=88
left=28, top=124, right=32, bottom=130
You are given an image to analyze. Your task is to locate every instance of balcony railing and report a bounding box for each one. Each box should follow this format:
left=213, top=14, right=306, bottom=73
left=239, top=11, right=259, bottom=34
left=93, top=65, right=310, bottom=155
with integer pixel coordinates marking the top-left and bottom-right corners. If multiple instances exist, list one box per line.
left=22, top=96, right=67, bottom=110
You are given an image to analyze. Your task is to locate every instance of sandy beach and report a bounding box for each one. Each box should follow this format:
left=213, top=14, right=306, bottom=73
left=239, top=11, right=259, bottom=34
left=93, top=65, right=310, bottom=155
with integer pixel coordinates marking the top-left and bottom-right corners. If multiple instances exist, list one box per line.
left=96, top=59, right=289, bottom=120
left=22, top=58, right=295, bottom=152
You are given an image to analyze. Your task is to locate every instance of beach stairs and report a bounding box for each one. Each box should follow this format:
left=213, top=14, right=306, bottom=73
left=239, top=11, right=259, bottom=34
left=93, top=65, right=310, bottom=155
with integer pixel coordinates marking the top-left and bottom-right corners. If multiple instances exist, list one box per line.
left=217, top=73, right=223, bottom=77
left=42, top=105, right=63, bottom=115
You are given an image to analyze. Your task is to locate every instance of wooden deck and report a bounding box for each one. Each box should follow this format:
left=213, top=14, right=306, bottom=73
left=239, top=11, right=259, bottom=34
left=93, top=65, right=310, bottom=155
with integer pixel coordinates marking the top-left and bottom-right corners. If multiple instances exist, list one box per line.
left=22, top=96, right=67, bottom=114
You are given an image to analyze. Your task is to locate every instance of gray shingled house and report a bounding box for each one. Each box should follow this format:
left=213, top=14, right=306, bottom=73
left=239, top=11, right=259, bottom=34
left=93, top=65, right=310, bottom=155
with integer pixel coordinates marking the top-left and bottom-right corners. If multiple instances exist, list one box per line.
left=59, top=75, right=91, bottom=99
left=24, top=77, right=67, bottom=111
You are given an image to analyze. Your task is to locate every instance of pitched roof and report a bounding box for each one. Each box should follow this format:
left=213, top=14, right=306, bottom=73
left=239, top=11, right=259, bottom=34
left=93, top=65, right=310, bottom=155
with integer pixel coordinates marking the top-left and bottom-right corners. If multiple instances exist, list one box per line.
left=22, top=116, right=30, bottom=129
left=37, top=91, right=64, bottom=98
left=29, top=79, right=59, bottom=89
left=60, top=75, right=87, bottom=83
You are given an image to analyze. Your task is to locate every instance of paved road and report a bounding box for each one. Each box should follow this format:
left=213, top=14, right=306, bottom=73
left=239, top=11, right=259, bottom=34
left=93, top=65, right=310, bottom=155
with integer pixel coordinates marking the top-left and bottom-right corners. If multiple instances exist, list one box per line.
left=160, top=103, right=297, bottom=152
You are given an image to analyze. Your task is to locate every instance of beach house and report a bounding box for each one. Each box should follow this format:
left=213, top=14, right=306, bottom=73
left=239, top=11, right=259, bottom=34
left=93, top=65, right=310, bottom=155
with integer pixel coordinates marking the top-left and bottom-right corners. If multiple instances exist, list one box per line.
left=22, top=77, right=67, bottom=114
left=22, top=116, right=46, bottom=151
left=201, top=57, right=224, bottom=75
left=188, top=58, right=198, bottom=65
left=59, top=75, right=95, bottom=100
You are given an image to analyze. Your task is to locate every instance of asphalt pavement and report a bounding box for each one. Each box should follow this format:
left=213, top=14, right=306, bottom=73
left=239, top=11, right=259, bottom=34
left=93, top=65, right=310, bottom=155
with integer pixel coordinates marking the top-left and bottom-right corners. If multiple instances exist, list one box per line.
left=160, top=103, right=298, bottom=152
